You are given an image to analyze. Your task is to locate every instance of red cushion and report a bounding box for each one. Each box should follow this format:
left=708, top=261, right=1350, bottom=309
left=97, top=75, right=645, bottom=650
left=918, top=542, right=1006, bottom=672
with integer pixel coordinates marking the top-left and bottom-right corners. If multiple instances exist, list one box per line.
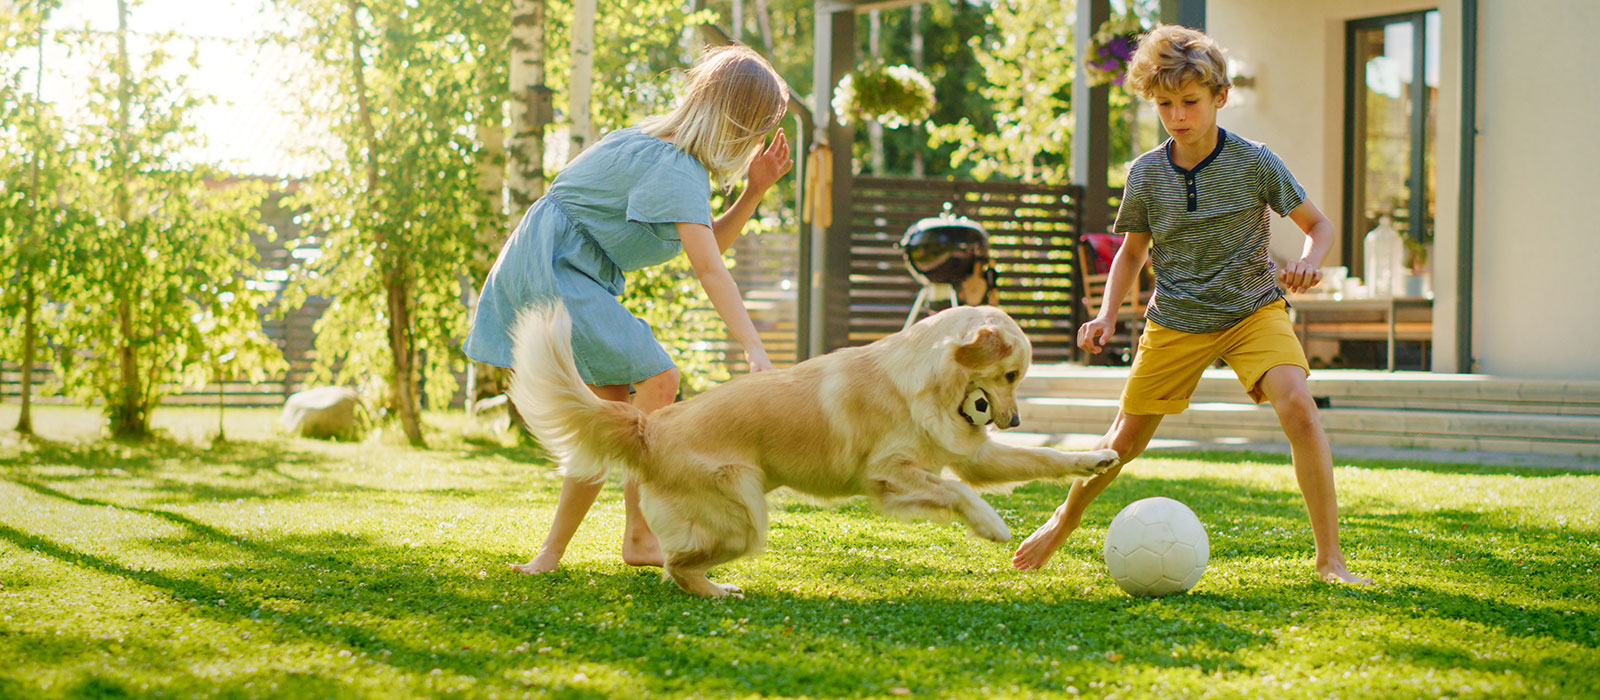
left=1081, top=233, right=1125, bottom=274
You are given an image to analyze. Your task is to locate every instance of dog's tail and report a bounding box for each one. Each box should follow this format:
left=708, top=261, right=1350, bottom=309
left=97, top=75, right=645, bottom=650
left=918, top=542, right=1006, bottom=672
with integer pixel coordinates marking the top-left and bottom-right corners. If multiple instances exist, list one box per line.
left=508, top=302, right=649, bottom=483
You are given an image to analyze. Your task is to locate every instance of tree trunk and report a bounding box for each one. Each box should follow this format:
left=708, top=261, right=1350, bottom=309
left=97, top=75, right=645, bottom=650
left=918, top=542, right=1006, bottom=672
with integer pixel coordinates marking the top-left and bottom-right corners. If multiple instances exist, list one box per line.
left=467, top=62, right=509, bottom=414
left=910, top=2, right=925, bottom=177
left=569, top=0, right=596, bottom=158
left=509, top=0, right=550, bottom=212
left=16, top=11, right=45, bottom=436
left=506, top=0, right=550, bottom=436
left=867, top=10, right=884, bottom=175
left=752, top=0, right=773, bottom=53
left=111, top=0, right=147, bottom=439
left=347, top=0, right=424, bottom=445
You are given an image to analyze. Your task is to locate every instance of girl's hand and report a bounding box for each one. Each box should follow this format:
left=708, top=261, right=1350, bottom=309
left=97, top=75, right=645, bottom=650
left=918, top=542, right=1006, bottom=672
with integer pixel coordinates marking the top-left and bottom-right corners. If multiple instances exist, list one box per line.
left=746, top=130, right=792, bottom=194
left=745, top=346, right=774, bottom=373
left=1277, top=260, right=1323, bottom=294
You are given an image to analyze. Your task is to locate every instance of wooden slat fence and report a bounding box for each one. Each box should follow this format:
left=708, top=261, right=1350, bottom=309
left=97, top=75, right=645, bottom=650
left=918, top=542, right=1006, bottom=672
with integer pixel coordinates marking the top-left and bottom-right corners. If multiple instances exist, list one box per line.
left=845, top=176, right=1091, bottom=364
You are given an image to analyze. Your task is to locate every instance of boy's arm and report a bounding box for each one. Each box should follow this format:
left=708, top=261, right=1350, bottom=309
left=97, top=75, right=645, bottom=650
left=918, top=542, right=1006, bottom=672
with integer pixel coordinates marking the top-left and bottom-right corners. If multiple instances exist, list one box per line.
left=1280, top=200, right=1335, bottom=294
left=1079, top=233, right=1151, bottom=354
left=1095, top=232, right=1152, bottom=322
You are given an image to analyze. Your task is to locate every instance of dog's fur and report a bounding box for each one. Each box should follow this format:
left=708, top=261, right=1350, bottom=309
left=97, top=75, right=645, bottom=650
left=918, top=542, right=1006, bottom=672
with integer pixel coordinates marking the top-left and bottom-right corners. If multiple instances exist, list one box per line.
left=508, top=302, right=1120, bottom=597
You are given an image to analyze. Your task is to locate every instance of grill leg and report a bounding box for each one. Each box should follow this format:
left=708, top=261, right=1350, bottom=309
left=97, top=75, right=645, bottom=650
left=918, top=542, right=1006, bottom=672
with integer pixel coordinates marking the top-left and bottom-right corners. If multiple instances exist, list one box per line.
left=905, top=285, right=934, bottom=330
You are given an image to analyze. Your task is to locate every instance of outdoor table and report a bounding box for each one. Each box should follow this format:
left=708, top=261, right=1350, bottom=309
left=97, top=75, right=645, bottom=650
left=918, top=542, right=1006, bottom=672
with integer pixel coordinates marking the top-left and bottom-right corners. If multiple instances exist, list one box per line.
left=1287, top=295, right=1434, bottom=371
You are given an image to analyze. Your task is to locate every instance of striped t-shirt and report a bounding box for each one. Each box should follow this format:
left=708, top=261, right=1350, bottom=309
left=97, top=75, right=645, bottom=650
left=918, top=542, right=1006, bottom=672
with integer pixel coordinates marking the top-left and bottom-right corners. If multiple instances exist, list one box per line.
left=1113, top=128, right=1306, bottom=334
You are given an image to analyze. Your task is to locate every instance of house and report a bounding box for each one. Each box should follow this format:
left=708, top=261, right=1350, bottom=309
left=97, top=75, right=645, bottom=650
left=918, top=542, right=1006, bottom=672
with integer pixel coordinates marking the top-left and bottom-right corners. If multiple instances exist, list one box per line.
left=1206, top=0, right=1600, bottom=380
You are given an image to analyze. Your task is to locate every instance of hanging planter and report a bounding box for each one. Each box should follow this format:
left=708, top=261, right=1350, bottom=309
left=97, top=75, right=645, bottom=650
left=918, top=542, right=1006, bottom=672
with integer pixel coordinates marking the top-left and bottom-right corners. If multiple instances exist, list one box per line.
left=1084, top=14, right=1145, bottom=88
left=831, top=62, right=936, bottom=129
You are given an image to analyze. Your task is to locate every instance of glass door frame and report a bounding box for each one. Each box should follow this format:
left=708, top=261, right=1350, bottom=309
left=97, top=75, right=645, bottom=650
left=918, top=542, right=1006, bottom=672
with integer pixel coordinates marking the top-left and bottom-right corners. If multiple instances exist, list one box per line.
left=1341, top=9, right=1435, bottom=274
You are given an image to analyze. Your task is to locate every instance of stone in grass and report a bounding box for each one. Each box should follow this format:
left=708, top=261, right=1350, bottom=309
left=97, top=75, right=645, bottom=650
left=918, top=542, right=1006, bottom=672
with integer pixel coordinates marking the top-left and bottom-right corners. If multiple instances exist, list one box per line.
left=281, top=386, right=370, bottom=440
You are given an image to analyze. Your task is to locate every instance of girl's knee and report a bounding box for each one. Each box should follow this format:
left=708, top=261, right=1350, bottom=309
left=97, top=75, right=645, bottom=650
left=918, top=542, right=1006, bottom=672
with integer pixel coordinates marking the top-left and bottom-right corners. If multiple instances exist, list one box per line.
left=636, top=366, right=680, bottom=402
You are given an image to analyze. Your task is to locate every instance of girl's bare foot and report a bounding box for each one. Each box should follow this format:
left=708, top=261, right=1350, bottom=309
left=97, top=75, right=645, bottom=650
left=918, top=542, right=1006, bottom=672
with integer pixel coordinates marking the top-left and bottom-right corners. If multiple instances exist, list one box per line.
left=510, top=549, right=562, bottom=574
left=1317, top=558, right=1372, bottom=585
left=1012, top=514, right=1075, bottom=570
left=622, top=528, right=664, bottom=568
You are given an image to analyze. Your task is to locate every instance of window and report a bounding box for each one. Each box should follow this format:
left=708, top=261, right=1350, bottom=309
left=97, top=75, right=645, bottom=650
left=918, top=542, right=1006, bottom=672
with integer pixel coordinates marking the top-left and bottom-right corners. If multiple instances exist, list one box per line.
left=1343, top=10, right=1439, bottom=278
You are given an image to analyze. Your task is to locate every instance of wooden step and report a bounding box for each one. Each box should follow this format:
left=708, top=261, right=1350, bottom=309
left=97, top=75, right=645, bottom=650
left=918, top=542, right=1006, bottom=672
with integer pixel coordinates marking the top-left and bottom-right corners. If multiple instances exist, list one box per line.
left=1019, top=397, right=1600, bottom=458
left=1020, top=366, right=1600, bottom=416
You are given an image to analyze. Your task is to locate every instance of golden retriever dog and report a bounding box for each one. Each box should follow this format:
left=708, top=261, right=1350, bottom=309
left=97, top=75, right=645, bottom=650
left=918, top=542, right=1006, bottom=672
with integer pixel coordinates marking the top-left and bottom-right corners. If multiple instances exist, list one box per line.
left=508, top=302, right=1120, bottom=597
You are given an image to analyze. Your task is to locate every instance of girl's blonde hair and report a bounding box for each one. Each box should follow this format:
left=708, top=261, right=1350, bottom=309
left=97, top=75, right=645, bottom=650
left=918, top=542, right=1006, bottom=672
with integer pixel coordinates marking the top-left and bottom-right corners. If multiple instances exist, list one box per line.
left=1126, top=24, right=1232, bottom=100
left=641, top=44, right=787, bottom=186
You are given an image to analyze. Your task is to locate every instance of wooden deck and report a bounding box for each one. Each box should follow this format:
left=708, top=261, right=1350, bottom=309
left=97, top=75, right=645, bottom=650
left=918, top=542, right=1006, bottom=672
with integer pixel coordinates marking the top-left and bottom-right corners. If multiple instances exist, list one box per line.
left=1018, top=366, right=1600, bottom=460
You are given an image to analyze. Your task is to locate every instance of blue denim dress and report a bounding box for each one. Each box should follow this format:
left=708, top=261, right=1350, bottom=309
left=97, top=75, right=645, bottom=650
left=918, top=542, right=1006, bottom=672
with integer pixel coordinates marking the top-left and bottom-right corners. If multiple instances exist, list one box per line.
left=463, top=127, right=713, bottom=386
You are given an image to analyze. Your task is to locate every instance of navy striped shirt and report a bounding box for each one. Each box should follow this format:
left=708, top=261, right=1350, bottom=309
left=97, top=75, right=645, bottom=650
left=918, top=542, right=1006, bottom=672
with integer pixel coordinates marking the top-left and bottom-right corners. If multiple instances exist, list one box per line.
left=1113, top=128, right=1306, bottom=334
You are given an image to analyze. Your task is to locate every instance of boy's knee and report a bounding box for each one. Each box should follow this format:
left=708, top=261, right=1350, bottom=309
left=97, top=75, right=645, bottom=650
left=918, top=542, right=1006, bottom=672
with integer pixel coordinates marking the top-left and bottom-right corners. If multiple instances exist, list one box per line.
left=1273, top=391, right=1321, bottom=430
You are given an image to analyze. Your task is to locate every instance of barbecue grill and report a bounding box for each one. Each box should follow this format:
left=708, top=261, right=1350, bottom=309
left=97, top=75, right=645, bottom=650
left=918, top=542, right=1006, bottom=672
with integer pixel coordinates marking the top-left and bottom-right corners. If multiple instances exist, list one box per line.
left=895, top=215, right=992, bottom=329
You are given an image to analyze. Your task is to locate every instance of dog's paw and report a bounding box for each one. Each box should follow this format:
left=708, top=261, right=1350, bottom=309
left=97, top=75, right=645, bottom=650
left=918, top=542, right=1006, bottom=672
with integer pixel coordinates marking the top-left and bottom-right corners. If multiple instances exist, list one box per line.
left=1087, top=448, right=1121, bottom=473
left=967, top=512, right=1012, bottom=543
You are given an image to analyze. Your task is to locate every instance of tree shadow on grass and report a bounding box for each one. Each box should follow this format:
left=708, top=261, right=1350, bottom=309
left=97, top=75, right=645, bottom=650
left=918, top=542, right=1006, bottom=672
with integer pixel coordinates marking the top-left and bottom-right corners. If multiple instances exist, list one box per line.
left=0, top=488, right=1271, bottom=699
left=5, top=451, right=1596, bottom=697
left=1002, top=470, right=1600, bottom=645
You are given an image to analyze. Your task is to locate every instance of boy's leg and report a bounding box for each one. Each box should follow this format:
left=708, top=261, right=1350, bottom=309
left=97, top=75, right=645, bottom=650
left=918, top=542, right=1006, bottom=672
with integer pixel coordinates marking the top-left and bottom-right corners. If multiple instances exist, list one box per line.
left=1012, top=411, right=1164, bottom=569
left=1255, top=364, right=1370, bottom=585
left=513, top=382, right=633, bottom=574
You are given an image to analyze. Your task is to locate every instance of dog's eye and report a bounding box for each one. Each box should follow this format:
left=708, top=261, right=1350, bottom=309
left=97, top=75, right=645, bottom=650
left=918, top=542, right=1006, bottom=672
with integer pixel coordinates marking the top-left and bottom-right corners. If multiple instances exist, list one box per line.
left=1006, top=371, right=1018, bottom=383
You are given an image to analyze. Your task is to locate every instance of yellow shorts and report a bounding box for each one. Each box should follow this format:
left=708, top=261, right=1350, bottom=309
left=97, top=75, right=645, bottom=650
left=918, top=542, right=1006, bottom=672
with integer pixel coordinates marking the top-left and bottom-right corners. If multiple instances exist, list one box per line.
left=1121, top=299, right=1309, bottom=415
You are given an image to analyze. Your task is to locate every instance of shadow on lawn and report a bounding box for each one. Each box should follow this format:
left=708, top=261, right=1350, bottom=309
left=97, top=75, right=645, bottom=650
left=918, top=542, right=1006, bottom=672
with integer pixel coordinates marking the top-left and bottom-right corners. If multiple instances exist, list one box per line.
left=4, top=448, right=1596, bottom=696
left=0, top=510, right=1270, bottom=697
left=0, top=437, right=382, bottom=505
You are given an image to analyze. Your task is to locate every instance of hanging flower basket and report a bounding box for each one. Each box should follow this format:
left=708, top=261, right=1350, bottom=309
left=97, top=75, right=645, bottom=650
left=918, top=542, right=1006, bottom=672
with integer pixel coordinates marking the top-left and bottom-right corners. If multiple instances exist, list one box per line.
left=831, top=62, right=936, bottom=129
left=1084, top=14, right=1145, bottom=88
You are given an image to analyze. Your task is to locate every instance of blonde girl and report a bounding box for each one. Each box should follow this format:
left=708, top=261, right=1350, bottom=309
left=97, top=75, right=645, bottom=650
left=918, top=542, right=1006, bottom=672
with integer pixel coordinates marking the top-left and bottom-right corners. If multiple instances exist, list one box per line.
left=464, top=45, right=792, bottom=573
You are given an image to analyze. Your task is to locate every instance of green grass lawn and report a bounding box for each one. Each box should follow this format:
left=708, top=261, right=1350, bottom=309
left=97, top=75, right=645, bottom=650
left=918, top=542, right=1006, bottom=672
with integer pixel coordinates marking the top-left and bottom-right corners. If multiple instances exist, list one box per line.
left=2, top=405, right=1597, bottom=699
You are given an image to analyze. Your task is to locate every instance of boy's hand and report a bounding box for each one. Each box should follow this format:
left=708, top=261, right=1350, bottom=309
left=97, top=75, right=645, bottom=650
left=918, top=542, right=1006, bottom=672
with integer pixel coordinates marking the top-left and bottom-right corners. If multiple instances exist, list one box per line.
left=746, top=130, right=792, bottom=194
left=1277, top=260, right=1322, bottom=294
left=1077, top=317, right=1117, bottom=354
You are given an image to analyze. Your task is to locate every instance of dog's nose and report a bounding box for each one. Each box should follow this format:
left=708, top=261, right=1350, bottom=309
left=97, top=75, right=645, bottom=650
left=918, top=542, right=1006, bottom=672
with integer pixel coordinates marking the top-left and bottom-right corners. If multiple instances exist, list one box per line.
left=1008, top=414, right=1021, bottom=428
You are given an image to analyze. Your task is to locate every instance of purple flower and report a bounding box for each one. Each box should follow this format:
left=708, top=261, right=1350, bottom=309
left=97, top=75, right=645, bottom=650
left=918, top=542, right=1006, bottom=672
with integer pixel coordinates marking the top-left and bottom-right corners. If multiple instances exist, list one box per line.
left=1108, top=36, right=1135, bottom=60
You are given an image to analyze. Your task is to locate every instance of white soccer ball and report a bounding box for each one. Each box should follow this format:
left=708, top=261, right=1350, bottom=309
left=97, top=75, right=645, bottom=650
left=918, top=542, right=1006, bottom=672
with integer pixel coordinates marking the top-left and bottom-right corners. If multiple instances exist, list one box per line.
left=960, top=388, right=993, bottom=426
left=1103, top=497, right=1209, bottom=597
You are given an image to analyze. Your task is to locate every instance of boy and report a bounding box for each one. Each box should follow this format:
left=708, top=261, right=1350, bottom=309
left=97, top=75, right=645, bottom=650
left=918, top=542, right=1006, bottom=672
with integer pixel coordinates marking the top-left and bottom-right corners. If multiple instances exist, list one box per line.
left=1012, top=25, right=1369, bottom=584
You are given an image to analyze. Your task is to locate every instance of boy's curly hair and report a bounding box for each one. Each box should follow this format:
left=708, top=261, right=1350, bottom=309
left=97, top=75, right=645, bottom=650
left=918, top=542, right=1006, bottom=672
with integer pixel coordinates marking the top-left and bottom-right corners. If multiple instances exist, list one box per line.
left=1126, top=24, right=1232, bottom=100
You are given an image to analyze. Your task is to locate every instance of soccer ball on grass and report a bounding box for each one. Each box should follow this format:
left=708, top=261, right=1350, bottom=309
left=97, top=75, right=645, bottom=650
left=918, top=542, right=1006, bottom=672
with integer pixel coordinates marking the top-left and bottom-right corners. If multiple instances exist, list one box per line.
left=1103, top=497, right=1209, bottom=597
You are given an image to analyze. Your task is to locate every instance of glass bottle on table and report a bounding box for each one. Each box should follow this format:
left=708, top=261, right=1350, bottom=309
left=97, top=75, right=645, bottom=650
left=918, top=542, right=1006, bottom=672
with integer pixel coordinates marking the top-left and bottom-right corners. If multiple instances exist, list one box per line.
left=1363, top=215, right=1404, bottom=298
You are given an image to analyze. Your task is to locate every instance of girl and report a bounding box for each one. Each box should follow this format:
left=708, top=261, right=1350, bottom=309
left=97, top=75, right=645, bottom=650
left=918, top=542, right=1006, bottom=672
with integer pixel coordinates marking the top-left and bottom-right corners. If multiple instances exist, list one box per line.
left=463, top=45, right=792, bottom=574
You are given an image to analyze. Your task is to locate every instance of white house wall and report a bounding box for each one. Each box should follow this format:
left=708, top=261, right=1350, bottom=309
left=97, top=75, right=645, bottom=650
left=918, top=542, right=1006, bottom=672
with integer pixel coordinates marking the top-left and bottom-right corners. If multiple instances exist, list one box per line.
left=1207, top=0, right=1599, bottom=378
left=1469, top=0, right=1600, bottom=379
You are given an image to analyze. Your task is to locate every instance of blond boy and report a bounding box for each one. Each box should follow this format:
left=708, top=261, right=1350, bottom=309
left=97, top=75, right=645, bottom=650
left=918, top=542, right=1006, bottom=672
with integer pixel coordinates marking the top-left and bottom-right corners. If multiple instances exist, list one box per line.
left=1013, top=25, right=1369, bottom=584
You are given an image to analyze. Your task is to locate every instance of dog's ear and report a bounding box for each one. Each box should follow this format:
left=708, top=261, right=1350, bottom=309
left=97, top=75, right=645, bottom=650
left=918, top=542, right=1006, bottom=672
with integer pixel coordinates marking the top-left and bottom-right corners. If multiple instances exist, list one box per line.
left=954, top=325, right=1012, bottom=368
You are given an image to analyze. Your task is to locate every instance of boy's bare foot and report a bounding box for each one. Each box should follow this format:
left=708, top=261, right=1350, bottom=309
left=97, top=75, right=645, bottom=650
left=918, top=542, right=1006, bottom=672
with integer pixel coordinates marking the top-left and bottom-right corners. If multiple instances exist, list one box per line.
left=1317, top=558, right=1372, bottom=585
left=1012, top=514, right=1076, bottom=570
left=511, top=549, right=562, bottom=574
left=622, top=529, right=664, bottom=568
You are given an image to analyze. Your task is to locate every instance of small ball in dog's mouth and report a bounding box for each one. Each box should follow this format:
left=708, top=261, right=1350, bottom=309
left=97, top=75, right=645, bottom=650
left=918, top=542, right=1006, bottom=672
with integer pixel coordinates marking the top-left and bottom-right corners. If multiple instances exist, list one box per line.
left=960, top=388, right=994, bottom=426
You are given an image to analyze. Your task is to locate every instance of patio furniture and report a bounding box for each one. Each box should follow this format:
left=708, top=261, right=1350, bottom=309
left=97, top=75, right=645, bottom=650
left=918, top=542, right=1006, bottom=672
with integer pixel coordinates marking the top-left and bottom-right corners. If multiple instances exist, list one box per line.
left=1076, top=234, right=1153, bottom=365
left=1288, top=295, right=1433, bottom=371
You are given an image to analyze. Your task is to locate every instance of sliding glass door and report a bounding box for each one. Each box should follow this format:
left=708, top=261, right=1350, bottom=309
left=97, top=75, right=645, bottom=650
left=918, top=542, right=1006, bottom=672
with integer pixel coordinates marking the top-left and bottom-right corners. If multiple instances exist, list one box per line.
left=1343, top=10, right=1439, bottom=279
